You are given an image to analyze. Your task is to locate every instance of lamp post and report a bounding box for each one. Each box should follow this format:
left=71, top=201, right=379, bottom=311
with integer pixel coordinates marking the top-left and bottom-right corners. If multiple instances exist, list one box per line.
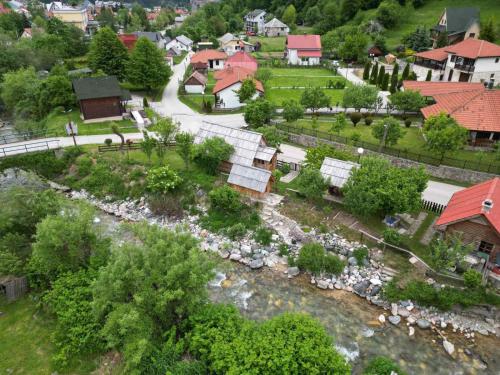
left=357, top=147, right=364, bottom=163
left=63, top=108, right=77, bottom=146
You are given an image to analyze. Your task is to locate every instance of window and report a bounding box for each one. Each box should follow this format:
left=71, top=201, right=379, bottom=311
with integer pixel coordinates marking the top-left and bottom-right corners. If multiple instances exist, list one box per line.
left=478, top=241, right=494, bottom=254
left=451, top=55, right=456, bottom=62
left=469, top=33, right=475, bottom=38
left=495, top=58, right=499, bottom=63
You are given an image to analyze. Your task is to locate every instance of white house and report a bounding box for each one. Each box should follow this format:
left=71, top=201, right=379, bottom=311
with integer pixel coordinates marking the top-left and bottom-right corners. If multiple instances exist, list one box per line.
left=213, top=72, right=264, bottom=108
left=244, top=9, right=266, bottom=35
left=184, top=71, right=207, bottom=94
left=191, top=49, right=227, bottom=71
left=166, top=35, right=193, bottom=51
left=264, top=18, right=289, bottom=37
left=412, top=38, right=500, bottom=83
left=285, top=34, right=322, bottom=66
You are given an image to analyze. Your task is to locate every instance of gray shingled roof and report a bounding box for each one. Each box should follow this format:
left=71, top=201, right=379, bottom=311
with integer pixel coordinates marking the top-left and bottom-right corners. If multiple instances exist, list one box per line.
left=133, top=31, right=163, bottom=43
left=264, top=18, right=288, bottom=29
left=228, top=164, right=271, bottom=193
left=218, top=32, right=236, bottom=44
left=72, top=76, right=128, bottom=101
left=195, top=122, right=269, bottom=166
left=255, top=146, right=276, bottom=162
left=320, top=157, right=359, bottom=188
left=176, top=35, right=193, bottom=46
left=443, top=7, right=479, bottom=34
left=246, top=9, right=265, bottom=19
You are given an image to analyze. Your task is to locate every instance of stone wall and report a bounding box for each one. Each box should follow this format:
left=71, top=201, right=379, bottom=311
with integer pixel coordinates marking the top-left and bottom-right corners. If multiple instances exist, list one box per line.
left=285, top=133, right=498, bottom=184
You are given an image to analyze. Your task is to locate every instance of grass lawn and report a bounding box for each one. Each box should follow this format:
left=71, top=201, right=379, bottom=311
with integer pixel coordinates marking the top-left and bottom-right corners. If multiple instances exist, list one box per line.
left=0, top=297, right=100, bottom=374
left=249, top=36, right=286, bottom=52
left=266, top=89, right=345, bottom=107
left=45, top=111, right=138, bottom=136
left=354, top=0, right=500, bottom=51
left=173, top=51, right=187, bottom=65
left=285, top=117, right=500, bottom=166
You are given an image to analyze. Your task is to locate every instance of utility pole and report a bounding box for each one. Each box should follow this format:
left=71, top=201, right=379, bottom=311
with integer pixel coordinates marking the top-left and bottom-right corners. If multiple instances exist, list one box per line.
left=378, top=124, right=388, bottom=153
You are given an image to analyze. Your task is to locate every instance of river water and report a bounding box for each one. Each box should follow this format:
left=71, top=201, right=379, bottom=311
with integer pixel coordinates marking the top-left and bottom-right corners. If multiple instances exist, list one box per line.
left=95, top=211, right=499, bottom=375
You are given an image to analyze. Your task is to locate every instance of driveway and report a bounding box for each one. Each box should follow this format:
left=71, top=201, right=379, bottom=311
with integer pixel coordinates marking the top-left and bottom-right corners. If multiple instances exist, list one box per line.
left=150, top=53, right=246, bottom=134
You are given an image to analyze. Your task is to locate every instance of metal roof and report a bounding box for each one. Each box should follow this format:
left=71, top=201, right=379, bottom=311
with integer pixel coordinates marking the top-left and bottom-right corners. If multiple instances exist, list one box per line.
left=72, top=76, right=127, bottom=101
left=246, top=9, right=266, bottom=19
left=320, top=157, right=359, bottom=188
left=255, top=146, right=276, bottom=162
left=264, top=18, right=288, bottom=29
left=195, top=122, right=269, bottom=166
left=176, top=35, right=193, bottom=46
left=228, top=164, right=271, bottom=193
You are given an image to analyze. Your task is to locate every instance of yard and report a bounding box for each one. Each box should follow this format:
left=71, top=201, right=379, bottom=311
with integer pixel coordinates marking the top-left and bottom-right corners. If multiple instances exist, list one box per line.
left=263, top=68, right=349, bottom=107
left=173, top=51, right=187, bottom=65
left=44, top=110, right=138, bottom=136
left=249, top=35, right=286, bottom=52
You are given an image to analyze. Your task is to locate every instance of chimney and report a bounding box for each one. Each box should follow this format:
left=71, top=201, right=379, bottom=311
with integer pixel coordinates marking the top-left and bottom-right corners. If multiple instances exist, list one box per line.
left=482, top=199, right=493, bottom=213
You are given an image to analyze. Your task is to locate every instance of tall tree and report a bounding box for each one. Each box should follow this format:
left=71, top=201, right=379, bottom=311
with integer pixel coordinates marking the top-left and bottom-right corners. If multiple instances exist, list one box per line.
left=377, top=65, right=385, bottom=87
left=423, top=113, right=468, bottom=159
left=363, top=61, right=371, bottom=80
left=425, top=70, right=432, bottom=81
left=237, top=78, right=256, bottom=102
left=175, top=131, right=195, bottom=169
left=342, top=85, right=379, bottom=112
left=389, top=90, right=426, bottom=115
left=282, top=4, right=297, bottom=27
left=381, top=73, right=390, bottom=91
left=282, top=99, right=304, bottom=122
left=244, top=98, right=275, bottom=126
left=88, top=27, right=129, bottom=79
left=371, top=116, right=405, bottom=147
left=480, top=18, right=497, bottom=42
left=300, top=87, right=330, bottom=113
left=127, top=37, right=172, bottom=92
left=435, top=31, right=449, bottom=48
left=390, top=63, right=399, bottom=93
left=369, top=62, right=378, bottom=84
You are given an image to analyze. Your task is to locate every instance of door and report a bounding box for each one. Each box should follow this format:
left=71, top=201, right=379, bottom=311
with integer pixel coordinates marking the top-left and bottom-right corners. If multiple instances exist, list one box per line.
left=459, top=72, right=470, bottom=82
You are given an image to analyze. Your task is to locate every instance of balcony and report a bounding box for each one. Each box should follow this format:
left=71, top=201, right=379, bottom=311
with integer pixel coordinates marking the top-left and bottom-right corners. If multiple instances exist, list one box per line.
left=454, top=63, right=475, bottom=72
left=413, top=58, right=446, bottom=71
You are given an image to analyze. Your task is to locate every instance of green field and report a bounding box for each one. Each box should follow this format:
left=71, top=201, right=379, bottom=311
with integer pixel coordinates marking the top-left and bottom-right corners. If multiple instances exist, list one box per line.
left=267, top=89, right=345, bottom=107
left=355, top=0, right=500, bottom=50
left=286, top=117, right=500, bottom=165
left=45, top=111, right=138, bottom=136
left=249, top=36, right=286, bottom=52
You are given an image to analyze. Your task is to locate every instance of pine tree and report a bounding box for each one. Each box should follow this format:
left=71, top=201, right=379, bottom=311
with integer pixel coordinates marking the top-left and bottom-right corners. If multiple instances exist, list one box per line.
left=363, top=62, right=371, bottom=80
left=377, top=66, right=385, bottom=87
left=88, top=27, right=129, bottom=79
left=401, top=64, right=410, bottom=81
left=425, top=70, right=432, bottom=81
left=390, top=63, right=399, bottom=94
left=381, top=73, right=390, bottom=91
left=370, top=62, right=378, bottom=84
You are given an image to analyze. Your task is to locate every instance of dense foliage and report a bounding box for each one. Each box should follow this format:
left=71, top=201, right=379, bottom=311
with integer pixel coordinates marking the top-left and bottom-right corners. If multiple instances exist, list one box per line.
left=363, top=356, right=407, bottom=375
left=423, top=113, right=468, bottom=158
left=146, top=166, right=183, bottom=193
left=244, top=98, right=275, bottom=126
left=297, top=243, right=346, bottom=276
left=304, top=143, right=352, bottom=169
left=194, top=137, right=234, bottom=174
left=295, top=167, right=329, bottom=202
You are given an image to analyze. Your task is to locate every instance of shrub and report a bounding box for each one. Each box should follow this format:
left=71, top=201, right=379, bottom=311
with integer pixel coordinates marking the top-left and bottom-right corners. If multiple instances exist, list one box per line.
left=143, top=97, right=149, bottom=108
left=74, top=161, right=127, bottom=199
left=147, top=193, right=183, bottom=217
left=208, top=185, right=242, bottom=213
left=0, top=150, right=76, bottom=178
left=363, top=356, right=406, bottom=375
left=383, top=228, right=401, bottom=245
left=146, top=166, right=183, bottom=194
left=349, top=112, right=362, bottom=126
left=350, top=132, right=361, bottom=142
left=323, top=254, right=345, bottom=275
left=76, top=156, right=93, bottom=177
left=225, top=223, right=247, bottom=240
left=353, top=247, right=369, bottom=266
left=464, top=269, right=482, bottom=289
left=404, top=118, right=412, bottom=127
left=194, top=137, right=234, bottom=174
left=278, top=243, right=289, bottom=257
left=104, top=138, right=112, bottom=146
left=278, top=163, right=291, bottom=175
left=254, top=227, right=273, bottom=246
left=297, top=243, right=324, bottom=275
left=364, top=117, right=373, bottom=126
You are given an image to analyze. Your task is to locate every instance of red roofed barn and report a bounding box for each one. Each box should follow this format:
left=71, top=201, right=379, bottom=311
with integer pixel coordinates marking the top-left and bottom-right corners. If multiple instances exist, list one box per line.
left=285, top=34, right=322, bottom=66
left=435, top=177, right=500, bottom=270
left=403, top=81, right=500, bottom=146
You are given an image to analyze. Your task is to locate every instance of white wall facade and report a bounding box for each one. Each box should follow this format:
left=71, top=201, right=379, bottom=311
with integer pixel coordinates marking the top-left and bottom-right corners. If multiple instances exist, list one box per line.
left=216, top=82, right=260, bottom=109
left=185, top=84, right=204, bottom=94
left=287, top=49, right=320, bottom=66
left=412, top=64, right=444, bottom=81
left=208, top=59, right=225, bottom=70
left=444, top=56, right=500, bottom=83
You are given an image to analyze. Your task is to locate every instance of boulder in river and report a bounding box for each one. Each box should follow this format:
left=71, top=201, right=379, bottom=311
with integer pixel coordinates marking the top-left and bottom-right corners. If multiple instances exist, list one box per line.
left=353, top=281, right=370, bottom=296
left=378, top=314, right=386, bottom=324
left=317, top=280, right=329, bottom=289
left=388, top=315, right=401, bottom=325
left=287, top=267, right=300, bottom=277
left=443, top=340, right=455, bottom=356
left=417, top=319, right=431, bottom=329
left=249, top=259, right=264, bottom=269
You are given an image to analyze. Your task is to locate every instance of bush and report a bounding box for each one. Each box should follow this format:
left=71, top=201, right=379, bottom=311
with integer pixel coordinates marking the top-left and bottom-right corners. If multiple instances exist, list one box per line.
left=464, top=269, right=482, bottom=289
left=194, top=137, right=234, bottom=174
left=74, top=161, right=128, bottom=199
left=278, top=243, right=289, bottom=257
left=349, top=112, right=362, bottom=126
left=225, top=223, right=247, bottom=240
left=297, top=243, right=345, bottom=276
left=404, top=118, right=412, bottom=127
left=323, top=254, right=345, bottom=275
left=278, top=163, right=291, bottom=175
left=147, top=193, right=184, bottom=217
left=350, top=132, right=361, bottom=142
left=363, top=356, right=406, bottom=375
left=104, top=138, right=112, bottom=146
left=364, top=117, right=373, bottom=126
left=353, top=247, right=369, bottom=265
left=146, top=166, right=183, bottom=194
left=253, top=227, right=273, bottom=246
left=143, top=97, right=149, bottom=108
left=0, top=149, right=79, bottom=178
left=383, top=228, right=401, bottom=245
left=76, top=156, right=93, bottom=177
left=208, top=185, right=242, bottom=213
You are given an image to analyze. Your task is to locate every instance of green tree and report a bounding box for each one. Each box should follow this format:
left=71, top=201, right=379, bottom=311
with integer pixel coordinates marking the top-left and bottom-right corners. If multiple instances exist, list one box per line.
left=390, top=63, right=399, bottom=93
left=363, top=356, right=407, bottom=375
left=343, top=157, right=428, bottom=217
left=244, top=98, right=274, bottom=126
left=88, top=27, right=129, bottom=80
left=381, top=73, right=390, bottom=91
left=369, top=62, right=378, bottom=84
left=305, top=6, right=321, bottom=26
left=423, top=113, right=468, bottom=158
left=140, top=131, right=156, bottom=162
left=430, top=235, right=471, bottom=271
left=0, top=67, right=39, bottom=113
left=237, top=78, right=256, bottom=102
left=363, top=61, right=371, bottom=80
left=38, top=74, right=75, bottom=114
left=304, top=143, right=351, bottom=169
left=403, top=26, right=432, bottom=52
left=208, top=185, right=242, bottom=213
left=376, top=0, right=400, bottom=28
left=96, top=7, right=116, bottom=31
left=330, top=113, right=348, bottom=135
left=435, top=31, right=449, bottom=48
left=337, top=30, right=369, bottom=62
left=255, top=68, right=272, bottom=85
left=425, top=69, right=432, bottom=81
left=146, top=166, right=183, bottom=194
left=342, top=85, right=379, bottom=112
left=127, top=37, right=172, bottom=92
left=377, top=65, right=385, bottom=87
left=372, top=117, right=405, bottom=147
left=131, top=3, right=150, bottom=31
left=155, top=117, right=178, bottom=146
left=175, top=131, right=195, bottom=169
left=300, top=87, right=330, bottom=114
left=282, top=4, right=297, bottom=27
left=194, top=137, right=234, bottom=174
left=93, top=223, right=214, bottom=372
left=480, top=17, right=497, bottom=42
left=282, top=99, right=304, bottom=122
left=295, top=167, right=329, bottom=202
left=29, top=206, right=110, bottom=288
left=256, top=126, right=284, bottom=148
left=389, top=90, right=426, bottom=115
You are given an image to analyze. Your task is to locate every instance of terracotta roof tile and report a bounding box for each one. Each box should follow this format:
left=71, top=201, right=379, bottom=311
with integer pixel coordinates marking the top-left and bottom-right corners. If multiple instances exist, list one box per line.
left=213, top=73, right=263, bottom=94
left=287, top=34, right=321, bottom=50
left=435, top=177, right=500, bottom=234
left=226, top=51, right=258, bottom=72
left=415, top=46, right=449, bottom=61
left=402, top=81, right=484, bottom=96
left=214, top=66, right=254, bottom=81
left=445, top=38, right=500, bottom=59
left=191, top=49, right=227, bottom=64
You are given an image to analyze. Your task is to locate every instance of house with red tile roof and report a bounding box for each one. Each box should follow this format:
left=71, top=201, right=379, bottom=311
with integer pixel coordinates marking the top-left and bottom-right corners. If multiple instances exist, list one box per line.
left=403, top=81, right=500, bottom=146
left=435, top=177, right=500, bottom=269
left=117, top=34, right=138, bottom=51
left=285, top=35, right=321, bottom=66
left=213, top=67, right=264, bottom=109
left=412, top=38, right=500, bottom=83
left=191, top=49, right=227, bottom=70
left=225, top=51, right=258, bottom=73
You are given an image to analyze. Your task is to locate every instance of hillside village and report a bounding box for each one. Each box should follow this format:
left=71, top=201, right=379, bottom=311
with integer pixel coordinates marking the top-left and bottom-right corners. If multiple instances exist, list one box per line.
left=1, top=0, right=500, bottom=374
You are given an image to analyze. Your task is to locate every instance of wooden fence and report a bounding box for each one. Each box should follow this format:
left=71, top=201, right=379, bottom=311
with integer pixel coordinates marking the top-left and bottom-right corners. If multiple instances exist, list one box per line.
left=0, top=276, right=28, bottom=302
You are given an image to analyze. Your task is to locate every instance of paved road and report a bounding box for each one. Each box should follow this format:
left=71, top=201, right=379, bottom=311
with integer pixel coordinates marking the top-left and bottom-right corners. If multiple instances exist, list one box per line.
left=150, top=53, right=246, bottom=134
